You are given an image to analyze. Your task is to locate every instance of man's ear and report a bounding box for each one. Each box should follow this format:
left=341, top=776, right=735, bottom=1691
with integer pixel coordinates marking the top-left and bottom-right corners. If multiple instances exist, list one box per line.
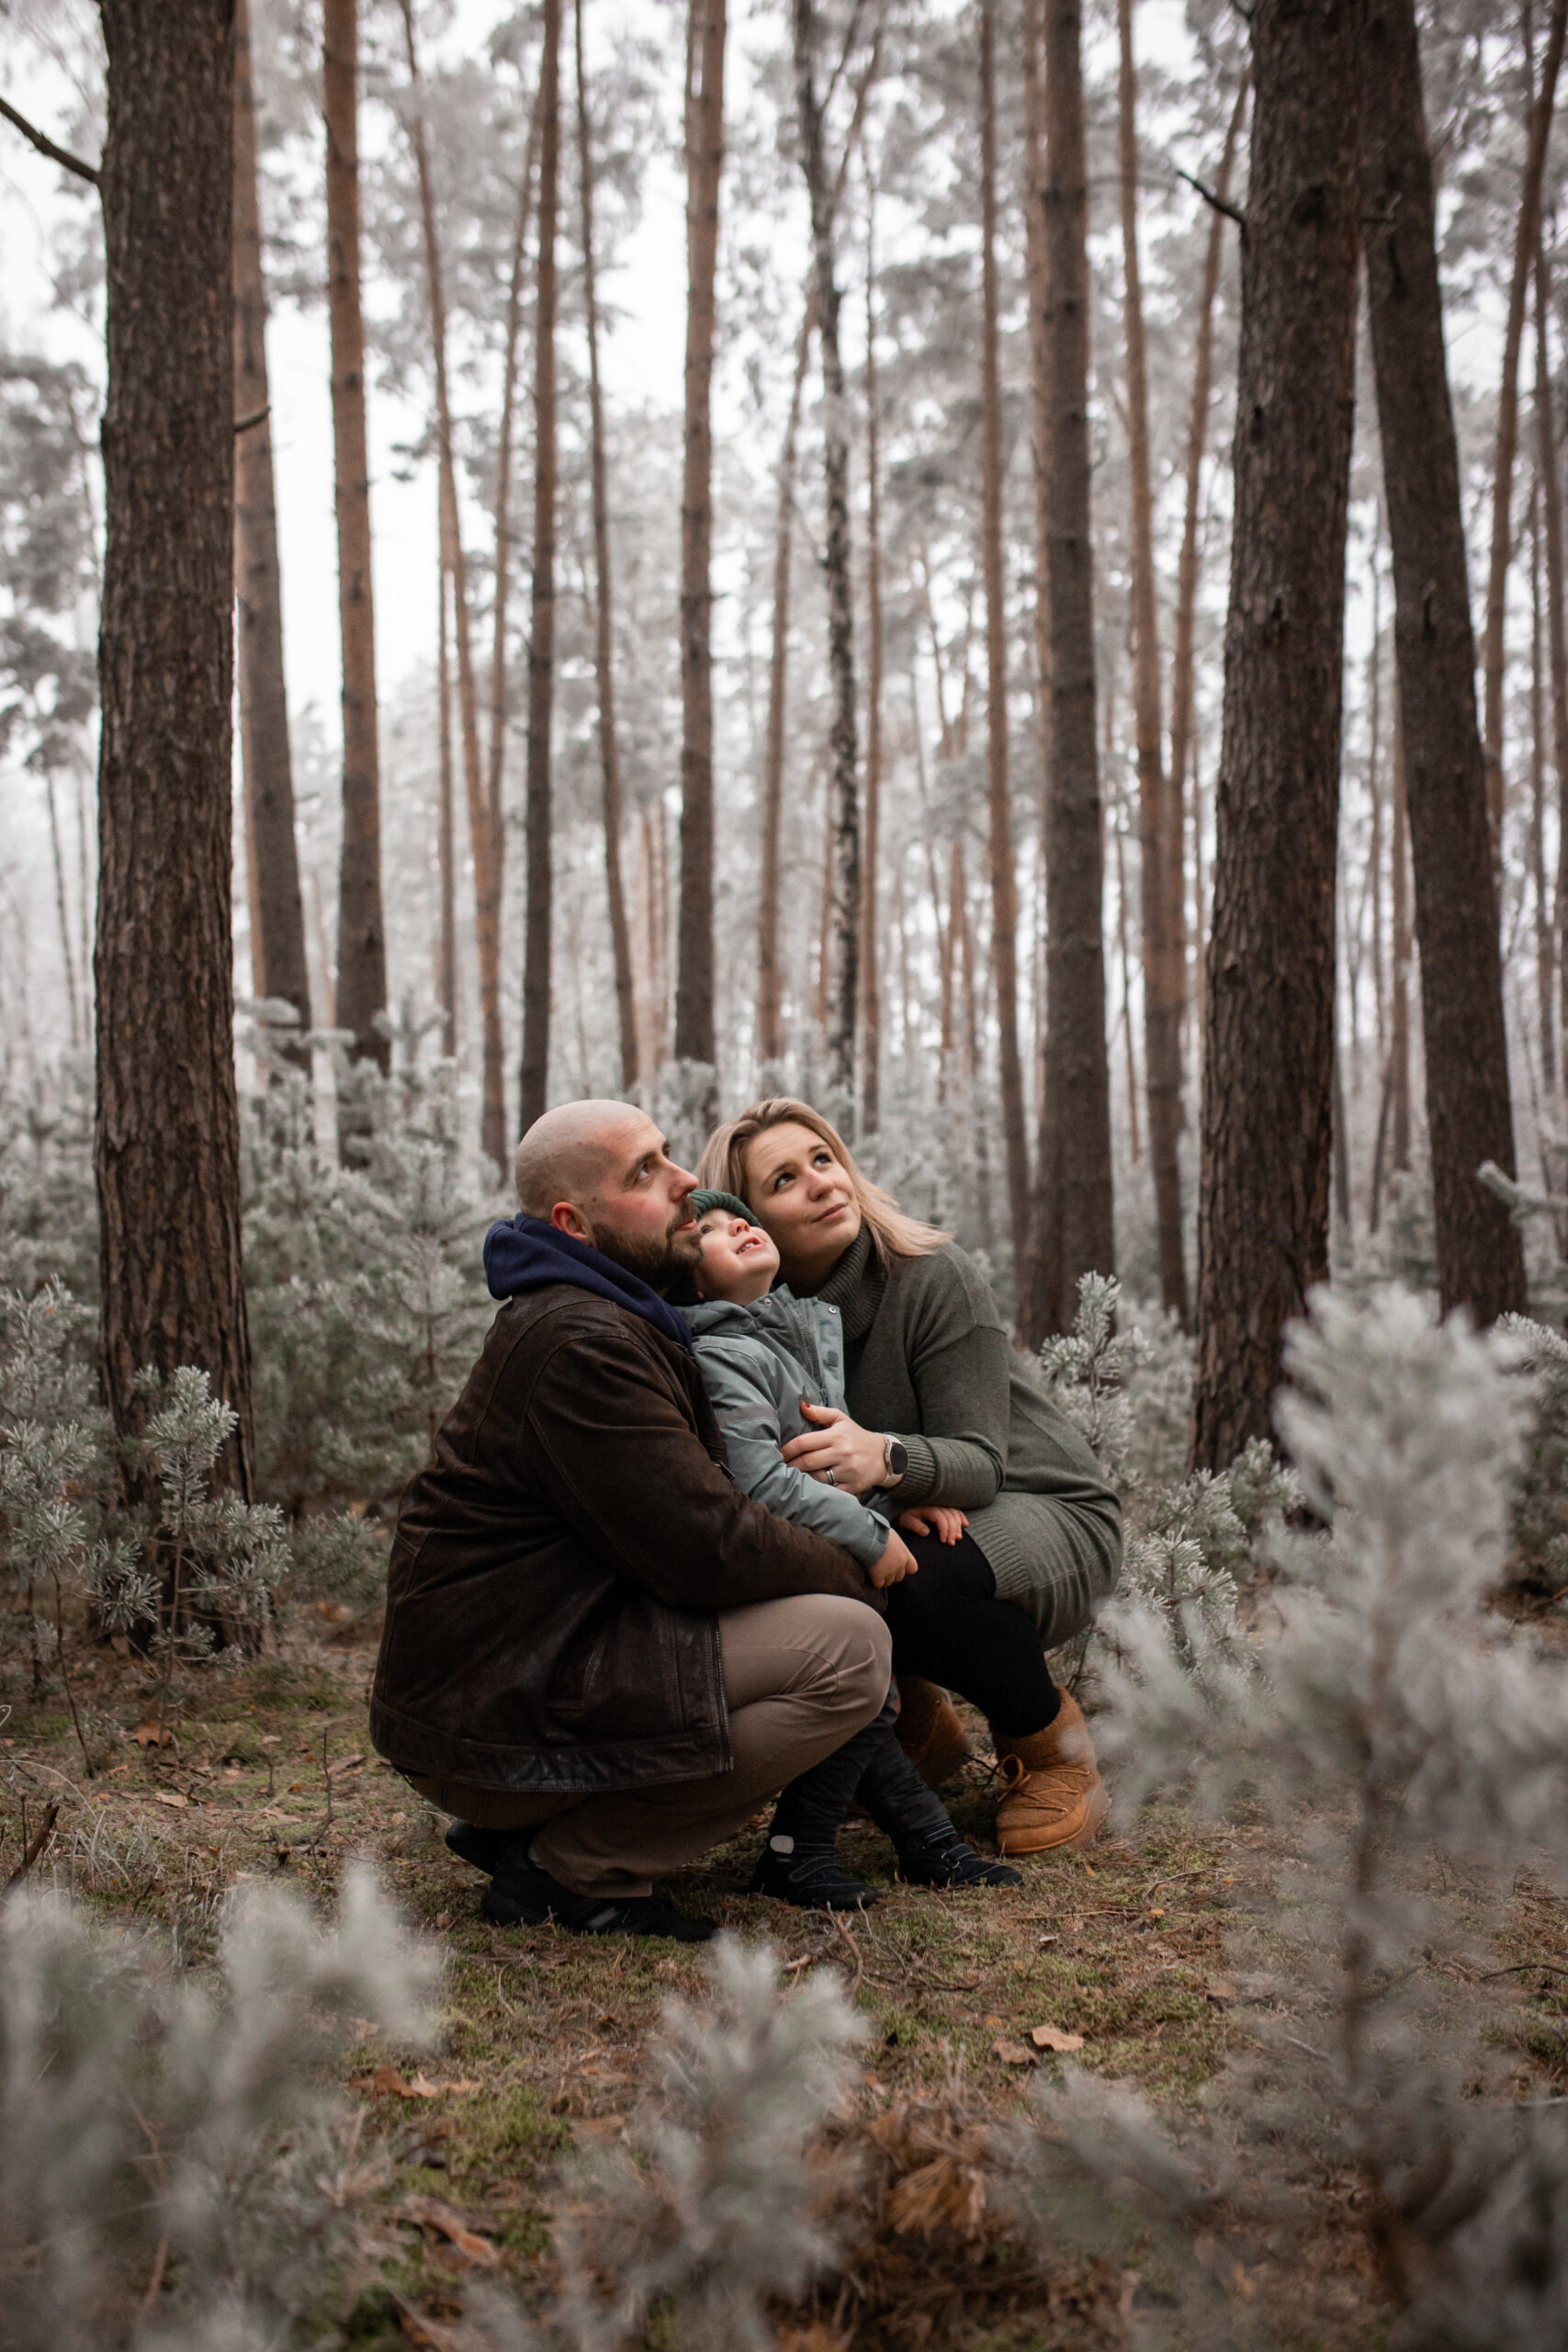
left=550, top=1201, right=593, bottom=1242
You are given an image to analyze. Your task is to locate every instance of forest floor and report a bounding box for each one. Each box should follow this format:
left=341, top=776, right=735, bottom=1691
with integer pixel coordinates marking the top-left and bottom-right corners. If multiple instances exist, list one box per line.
left=5, top=1606, right=1567, bottom=2351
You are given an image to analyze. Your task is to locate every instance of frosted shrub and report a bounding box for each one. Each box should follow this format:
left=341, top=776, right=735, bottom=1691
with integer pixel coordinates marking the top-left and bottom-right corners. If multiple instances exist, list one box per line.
left=1051, top=1285, right=1568, bottom=2335
left=1040, top=1276, right=1296, bottom=1677
left=0, top=1865, right=437, bottom=2352
left=533, top=1937, right=866, bottom=2352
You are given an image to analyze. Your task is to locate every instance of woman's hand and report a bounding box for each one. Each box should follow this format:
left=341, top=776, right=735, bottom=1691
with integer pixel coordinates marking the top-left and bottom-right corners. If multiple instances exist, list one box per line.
left=867, top=1528, right=918, bottom=1589
left=782, top=1400, right=892, bottom=1494
left=898, top=1505, right=967, bottom=1546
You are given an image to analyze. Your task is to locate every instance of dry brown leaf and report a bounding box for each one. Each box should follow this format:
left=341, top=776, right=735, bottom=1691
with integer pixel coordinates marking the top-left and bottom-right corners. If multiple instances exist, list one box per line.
left=992, top=2039, right=1035, bottom=2066
left=1030, top=2023, right=1084, bottom=2053
left=153, top=1790, right=187, bottom=1809
left=1208, top=1979, right=1238, bottom=2003
left=573, top=2114, right=626, bottom=2139
left=131, top=1722, right=174, bottom=1748
left=399, top=2194, right=501, bottom=2269
left=776, top=2326, right=852, bottom=2351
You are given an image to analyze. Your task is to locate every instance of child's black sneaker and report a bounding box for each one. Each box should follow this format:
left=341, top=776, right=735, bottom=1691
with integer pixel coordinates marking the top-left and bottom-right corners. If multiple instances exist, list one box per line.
left=749, top=1832, right=879, bottom=1910
left=894, top=1826, right=1021, bottom=1888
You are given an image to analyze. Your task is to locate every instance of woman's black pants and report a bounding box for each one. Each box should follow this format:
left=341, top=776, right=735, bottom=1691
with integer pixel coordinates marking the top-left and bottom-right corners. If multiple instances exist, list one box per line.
left=883, top=1529, right=1059, bottom=1738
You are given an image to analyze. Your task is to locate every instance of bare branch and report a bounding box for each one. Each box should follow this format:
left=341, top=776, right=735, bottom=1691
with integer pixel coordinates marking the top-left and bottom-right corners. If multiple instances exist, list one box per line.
left=0, top=94, right=99, bottom=187
left=1173, top=162, right=1245, bottom=231
left=234, top=405, right=271, bottom=434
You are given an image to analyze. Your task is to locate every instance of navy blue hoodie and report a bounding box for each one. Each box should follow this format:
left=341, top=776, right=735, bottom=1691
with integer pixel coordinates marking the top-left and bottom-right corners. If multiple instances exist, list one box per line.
left=482, top=1214, right=694, bottom=1355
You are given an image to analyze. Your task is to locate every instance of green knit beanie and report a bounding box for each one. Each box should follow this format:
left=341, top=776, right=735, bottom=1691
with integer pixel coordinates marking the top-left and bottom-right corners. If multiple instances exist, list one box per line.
left=688, top=1188, right=760, bottom=1227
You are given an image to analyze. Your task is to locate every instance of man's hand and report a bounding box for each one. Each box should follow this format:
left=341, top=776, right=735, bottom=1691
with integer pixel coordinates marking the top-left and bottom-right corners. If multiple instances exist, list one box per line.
left=868, top=1527, right=919, bottom=1589
left=898, top=1505, right=968, bottom=1545
left=783, top=1400, right=892, bottom=1492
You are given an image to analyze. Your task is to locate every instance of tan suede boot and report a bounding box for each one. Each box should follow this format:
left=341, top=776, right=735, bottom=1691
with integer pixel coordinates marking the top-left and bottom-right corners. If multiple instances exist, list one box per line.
left=893, top=1675, right=974, bottom=1788
left=991, top=1690, right=1109, bottom=1855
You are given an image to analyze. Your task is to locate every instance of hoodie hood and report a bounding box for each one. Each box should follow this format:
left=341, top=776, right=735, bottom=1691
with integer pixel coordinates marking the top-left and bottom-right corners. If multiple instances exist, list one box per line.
left=483, top=1214, right=694, bottom=1354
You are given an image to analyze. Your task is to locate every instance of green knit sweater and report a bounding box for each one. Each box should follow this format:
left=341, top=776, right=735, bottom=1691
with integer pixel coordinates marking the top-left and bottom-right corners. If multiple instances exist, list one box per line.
left=797, top=1227, right=1122, bottom=1642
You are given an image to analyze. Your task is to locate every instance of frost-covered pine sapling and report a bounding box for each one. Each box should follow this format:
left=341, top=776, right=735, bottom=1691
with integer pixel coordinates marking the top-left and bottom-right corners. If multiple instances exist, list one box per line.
left=0, top=1866, right=438, bottom=2352
left=129, top=1368, right=289, bottom=1744
left=1038, top=1272, right=1151, bottom=1487
left=543, top=1937, right=866, bottom=2352
left=1090, top=1285, right=1568, bottom=2325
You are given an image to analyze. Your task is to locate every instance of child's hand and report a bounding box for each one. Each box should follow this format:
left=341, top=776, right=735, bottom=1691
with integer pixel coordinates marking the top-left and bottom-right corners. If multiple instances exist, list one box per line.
left=868, top=1529, right=919, bottom=1589
left=898, top=1506, right=968, bottom=1545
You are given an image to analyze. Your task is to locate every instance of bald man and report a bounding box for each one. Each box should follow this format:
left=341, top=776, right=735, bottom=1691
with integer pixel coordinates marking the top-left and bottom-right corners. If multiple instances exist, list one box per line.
left=370, top=1101, right=894, bottom=1942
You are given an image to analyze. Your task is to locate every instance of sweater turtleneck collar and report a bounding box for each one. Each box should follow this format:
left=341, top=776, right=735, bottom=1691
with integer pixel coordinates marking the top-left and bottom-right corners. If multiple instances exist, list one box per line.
left=787, top=1222, right=885, bottom=1340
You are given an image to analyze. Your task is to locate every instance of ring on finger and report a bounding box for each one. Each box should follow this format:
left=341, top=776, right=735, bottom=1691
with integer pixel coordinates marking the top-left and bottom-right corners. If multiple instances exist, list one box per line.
left=823, top=1467, right=838, bottom=1486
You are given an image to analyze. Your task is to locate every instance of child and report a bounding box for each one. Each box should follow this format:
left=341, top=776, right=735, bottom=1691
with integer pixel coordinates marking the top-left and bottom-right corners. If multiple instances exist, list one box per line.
left=682, top=1189, right=1021, bottom=1909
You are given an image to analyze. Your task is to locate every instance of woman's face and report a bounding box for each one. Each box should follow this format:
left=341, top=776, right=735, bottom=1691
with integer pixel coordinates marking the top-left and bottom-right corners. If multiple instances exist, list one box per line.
left=741, top=1120, right=863, bottom=1283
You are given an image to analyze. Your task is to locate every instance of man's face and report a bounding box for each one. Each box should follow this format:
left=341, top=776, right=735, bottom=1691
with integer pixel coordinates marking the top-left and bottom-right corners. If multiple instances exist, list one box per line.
left=573, top=1114, right=699, bottom=1289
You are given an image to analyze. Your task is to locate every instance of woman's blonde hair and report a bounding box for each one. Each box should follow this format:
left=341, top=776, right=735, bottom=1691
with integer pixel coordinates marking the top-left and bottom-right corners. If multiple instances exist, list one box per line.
left=697, top=1098, right=951, bottom=1271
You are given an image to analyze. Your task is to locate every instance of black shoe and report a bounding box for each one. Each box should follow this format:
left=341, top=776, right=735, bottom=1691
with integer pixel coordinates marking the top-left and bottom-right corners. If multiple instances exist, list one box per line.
left=445, top=1820, right=506, bottom=1874
left=750, top=1833, right=880, bottom=1910
left=895, top=1827, right=1022, bottom=1889
left=480, top=1851, right=714, bottom=1943
left=855, top=1719, right=1019, bottom=1885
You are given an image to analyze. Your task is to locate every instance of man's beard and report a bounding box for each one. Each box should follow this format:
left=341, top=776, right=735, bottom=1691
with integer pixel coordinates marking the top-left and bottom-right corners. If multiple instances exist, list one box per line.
left=586, top=1204, right=694, bottom=1291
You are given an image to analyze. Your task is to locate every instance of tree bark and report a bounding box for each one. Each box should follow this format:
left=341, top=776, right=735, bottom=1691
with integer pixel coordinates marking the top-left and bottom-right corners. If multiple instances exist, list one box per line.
left=1391, top=699, right=1412, bottom=1173
left=96, top=0, right=254, bottom=1494
left=519, top=0, right=562, bottom=1132
left=794, top=0, right=860, bottom=1116
left=487, top=85, right=542, bottom=1005
left=1482, top=0, right=1567, bottom=855
left=400, top=0, right=507, bottom=1170
left=1021, top=0, right=1115, bottom=1347
left=757, top=304, right=811, bottom=1070
left=674, top=0, right=726, bottom=1090
left=1530, top=481, right=1555, bottom=1092
left=861, top=193, right=885, bottom=1136
left=45, top=773, right=81, bottom=1052
left=1117, top=0, right=1185, bottom=1324
left=323, top=0, right=389, bottom=1103
left=233, top=0, right=310, bottom=1064
left=1359, top=0, right=1528, bottom=1323
left=576, top=0, right=637, bottom=1095
left=1537, top=227, right=1568, bottom=1095
left=1190, top=0, right=1363, bottom=1472
left=435, top=523, right=457, bottom=1059
left=979, top=0, right=1028, bottom=1258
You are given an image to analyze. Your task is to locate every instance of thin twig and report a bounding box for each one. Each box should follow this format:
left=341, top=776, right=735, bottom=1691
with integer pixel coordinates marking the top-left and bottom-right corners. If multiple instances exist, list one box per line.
left=234, top=404, right=270, bottom=434
left=6, top=1799, right=60, bottom=1889
left=1483, top=1962, right=1568, bottom=1981
left=0, top=93, right=99, bottom=186
left=830, top=1909, right=865, bottom=2000
left=1173, top=163, right=1246, bottom=231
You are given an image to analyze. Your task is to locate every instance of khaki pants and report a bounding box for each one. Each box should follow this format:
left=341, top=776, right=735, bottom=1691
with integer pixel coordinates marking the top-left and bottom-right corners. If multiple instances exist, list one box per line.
left=405, top=1592, right=891, bottom=1899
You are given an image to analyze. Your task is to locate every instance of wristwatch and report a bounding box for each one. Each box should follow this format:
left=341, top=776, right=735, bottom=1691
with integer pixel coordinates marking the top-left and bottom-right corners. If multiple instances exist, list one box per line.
left=880, top=1433, right=908, bottom=1487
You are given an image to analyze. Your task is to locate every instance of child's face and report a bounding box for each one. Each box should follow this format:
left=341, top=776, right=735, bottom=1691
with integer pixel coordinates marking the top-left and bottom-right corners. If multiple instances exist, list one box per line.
left=694, top=1210, right=779, bottom=1303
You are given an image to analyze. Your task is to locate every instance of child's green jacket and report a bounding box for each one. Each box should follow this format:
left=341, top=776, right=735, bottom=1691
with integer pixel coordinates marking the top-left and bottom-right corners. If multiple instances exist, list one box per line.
left=677, top=1291, right=890, bottom=1566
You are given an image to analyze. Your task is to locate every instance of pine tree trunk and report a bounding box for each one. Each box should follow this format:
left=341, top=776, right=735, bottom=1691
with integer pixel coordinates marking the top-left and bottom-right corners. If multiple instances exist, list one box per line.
left=323, top=0, right=389, bottom=1103
left=794, top=0, right=860, bottom=1116
left=96, top=0, right=254, bottom=1495
left=1391, top=703, right=1413, bottom=1173
left=45, top=774, right=81, bottom=1052
left=1482, top=0, right=1567, bottom=855
left=400, top=0, right=507, bottom=1170
left=1359, top=0, right=1528, bottom=1323
left=487, top=85, right=542, bottom=959
left=979, top=0, right=1028, bottom=1259
left=1117, top=0, right=1184, bottom=1323
left=861, top=207, right=885, bottom=1137
left=1537, top=228, right=1568, bottom=1094
left=758, top=305, right=811, bottom=1070
left=519, top=0, right=562, bottom=1133
left=233, top=0, right=310, bottom=1064
left=576, top=0, right=637, bottom=1094
left=675, top=0, right=725, bottom=1089
left=1531, top=485, right=1555, bottom=1092
left=435, top=527, right=457, bottom=1059
left=1021, top=0, right=1114, bottom=1346
left=1190, top=0, right=1362, bottom=1472
left=1168, top=80, right=1246, bottom=876
left=1022, top=0, right=1050, bottom=736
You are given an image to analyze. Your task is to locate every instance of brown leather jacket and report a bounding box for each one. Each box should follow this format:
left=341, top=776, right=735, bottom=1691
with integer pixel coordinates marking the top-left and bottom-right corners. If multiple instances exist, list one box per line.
left=370, top=1284, right=884, bottom=1794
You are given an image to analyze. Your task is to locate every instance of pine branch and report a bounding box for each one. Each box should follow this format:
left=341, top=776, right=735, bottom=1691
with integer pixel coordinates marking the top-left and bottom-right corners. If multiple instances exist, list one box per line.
left=1173, top=162, right=1245, bottom=231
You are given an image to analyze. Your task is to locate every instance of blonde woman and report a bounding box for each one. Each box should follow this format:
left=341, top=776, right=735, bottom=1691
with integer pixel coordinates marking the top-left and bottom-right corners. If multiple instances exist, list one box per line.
left=697, top=1098, right=1122, bottom=1854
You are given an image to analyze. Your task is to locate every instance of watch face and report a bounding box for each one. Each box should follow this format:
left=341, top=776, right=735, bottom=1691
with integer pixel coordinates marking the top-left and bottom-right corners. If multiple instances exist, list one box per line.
left=887, top=1438, right=908, bottom=1478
